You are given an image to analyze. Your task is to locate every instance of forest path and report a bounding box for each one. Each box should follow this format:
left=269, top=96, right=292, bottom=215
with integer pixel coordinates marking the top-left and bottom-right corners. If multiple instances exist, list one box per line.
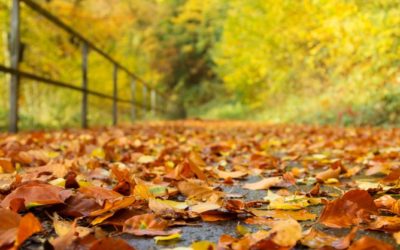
left=0, top=121, right=398, bottom=249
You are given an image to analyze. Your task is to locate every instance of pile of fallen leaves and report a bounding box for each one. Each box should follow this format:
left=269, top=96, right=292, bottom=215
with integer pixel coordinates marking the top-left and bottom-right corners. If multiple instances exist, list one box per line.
left=1, top=121, right=400, bottom=249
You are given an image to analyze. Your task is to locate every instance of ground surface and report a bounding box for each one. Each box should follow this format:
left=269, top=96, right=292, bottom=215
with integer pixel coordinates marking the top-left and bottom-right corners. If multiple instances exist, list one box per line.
left=0, top=121, right=400, bottom=249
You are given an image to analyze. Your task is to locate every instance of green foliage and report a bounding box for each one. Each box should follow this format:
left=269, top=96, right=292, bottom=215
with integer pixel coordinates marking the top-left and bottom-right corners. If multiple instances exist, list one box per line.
left=1, top=0, right=400, bottom=128
left=213, top=0, right=400, bottom=125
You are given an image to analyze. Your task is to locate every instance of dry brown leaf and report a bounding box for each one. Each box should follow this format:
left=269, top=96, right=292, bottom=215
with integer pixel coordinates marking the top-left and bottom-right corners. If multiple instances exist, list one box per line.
left=319, top=189, right=378, bottom=228
left=15, top=213, right=42, bottom=247
left=368, top=216, right=400, bottom=232
left=269, top=218, right=302, bottom=247
left=301, top=227, right=357, bottom=249
left=190, top=202, right=221, bottom=214
left=0, top=208, right=20, bottom=248
left=0, top=158, right=14, bottom=173
left=89, top=238, right=136, bottom=250
left=123, top=213, right=179, bottom=236
left=214, top=169, right=247, bottom=179
left=249, top=209, right=317, bottom=221
left=348, top=236, right=395, bottom=250
left=178, top=180, right=223, bottom=203
left=1, top=182, right=72, bottom=210
left=393, top=231, right=400, bottom=244
left=79, top=186, right=122, bottom=205
left=316, top=167, right=340, bottom=181
left=242, top=177, right=282, bottom=190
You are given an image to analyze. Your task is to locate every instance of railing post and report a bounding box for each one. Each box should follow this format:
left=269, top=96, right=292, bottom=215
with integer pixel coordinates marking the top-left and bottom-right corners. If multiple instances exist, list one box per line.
left=151, top=89, right=156, bottom=116
left=81, top=42, right=88, bottom=128
left=142, top=85, right=147, bottom=113
left=130, top=79, right=136, bottom=121
left=112, top=63, right=118, bottom=126
left=9, top=0, right=20, bottom=133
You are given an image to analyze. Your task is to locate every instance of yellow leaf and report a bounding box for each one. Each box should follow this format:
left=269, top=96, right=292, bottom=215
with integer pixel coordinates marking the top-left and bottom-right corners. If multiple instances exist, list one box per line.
left=138, top=155, right=156, bottom=164
left=270, top=218, right=302, bottom=247
left=191, top=241, right=216, bottom=250
left=393, top=231, right=400, bottom=244
left=236, top=224, right=249, bottom=235
left=324, top=178, right=339, bottom=184
left=190, top=202, right=220, bottom=213
left=91, top=148, right=105, bottom=159
left=149, top=198, right=188, bottom=214
left=53, top=213, right=72, bottom=236
left=134, top=184, right=154, bottom=200
left=154, top=233, right=181, bottom=243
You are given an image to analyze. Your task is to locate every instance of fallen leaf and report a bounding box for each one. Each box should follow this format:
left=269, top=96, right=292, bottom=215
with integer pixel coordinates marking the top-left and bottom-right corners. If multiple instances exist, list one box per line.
left=268, top=218, right=302, bottom=247
left=178, top=180, right=223, bottom=203
left=200, top=210, right=237, bottom=222
left=0, top=158, right=14, bottom=173
left=249, top=209, right=317, bottom=221
left=348, top=236, right=394, bottom=250
left=79, top=186, right=122, bottom=205
left=316, top=167, right=340, bottom=181
left=368, top=216, right=400, bottom=232
left=319, top=189, right=378, bottom=228
left=149, top=198, right=188, bottom=214
left=301, top=227, right=357, bottom=249
left=243, top=177, right=281, bottom=190
left=154, top=233, right=181, bottom=243
left=190, top=202, right=221, bottom=213
left=1, top=182, right=72, bottom=210
left=133, top=184, right=154, bottom=200
left=0, top=208, right=20, bottom=248
left=123, top=213, right=178, bottom=236
left=393, top=231, right=400, bottom=244
left=191, top=241, right=216, bottom=250
left=138, top=155, right=156, bottom=164
left=89, top=238, right=136, bottom=250
left=236, top=224, right=250, bottom=236
left=214, top=169, right=247, bottom=179
left=90, top=196, right=135, bottom=217
left=15, top=213, right=42, bottom=247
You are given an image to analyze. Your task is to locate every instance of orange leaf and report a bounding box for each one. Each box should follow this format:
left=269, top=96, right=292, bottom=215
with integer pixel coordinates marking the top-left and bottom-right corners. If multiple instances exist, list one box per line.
left=348, top=236, right=394, bottom=250
left=249, top=209, right=317, bottom=221
left=1, top=182, right=72, bottom=210
left=79, top=186, right=122, bottom=205
left=319, top=190, right=378, bottom=228
left=89, top=238, right=136, bottom=250
left=0, top=158, right=14, bottom=173
left=133, top=184, right=154, bottom=200
left=0, top=208, right=20, bottom=248
left=301, top=227, right=357, bottom=249
left=15, top=213, right=42, bottom=247
left=123, top=214, right=178, bottom=236
left=90, top=196, right=135, bottom=217
left=315, top=167, right=340, bottom=181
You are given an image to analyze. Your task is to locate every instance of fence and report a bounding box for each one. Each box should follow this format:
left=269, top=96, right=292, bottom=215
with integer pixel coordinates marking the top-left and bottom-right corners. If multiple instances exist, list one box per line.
left=0, top=0, right=170, bottom=133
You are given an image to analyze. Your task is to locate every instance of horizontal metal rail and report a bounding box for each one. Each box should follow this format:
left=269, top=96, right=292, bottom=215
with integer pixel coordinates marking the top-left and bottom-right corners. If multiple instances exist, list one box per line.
left=0, top=65, right=162, bottom=112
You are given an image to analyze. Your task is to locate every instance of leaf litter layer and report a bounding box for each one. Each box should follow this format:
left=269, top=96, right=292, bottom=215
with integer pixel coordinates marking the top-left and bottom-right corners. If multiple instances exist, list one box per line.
left=0, top=121, right=400, bottom=249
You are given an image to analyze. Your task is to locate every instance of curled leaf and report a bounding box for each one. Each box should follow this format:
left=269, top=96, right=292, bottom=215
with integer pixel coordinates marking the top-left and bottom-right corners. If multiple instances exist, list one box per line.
left=319, top=190, right=378, bottom=228
left=123, top=214, right=178, bottom=236
left=1, top=182, right=72, bottom=210
left=348, top=236, right=394, bottom=250
left=154, top=233, right=181, bottom=244
left=243, top=177, right=281, bottom=190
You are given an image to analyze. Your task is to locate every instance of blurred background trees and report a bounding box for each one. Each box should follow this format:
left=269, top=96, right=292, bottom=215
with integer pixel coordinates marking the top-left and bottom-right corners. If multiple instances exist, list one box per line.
left=1, top=0, right=400, bottom=129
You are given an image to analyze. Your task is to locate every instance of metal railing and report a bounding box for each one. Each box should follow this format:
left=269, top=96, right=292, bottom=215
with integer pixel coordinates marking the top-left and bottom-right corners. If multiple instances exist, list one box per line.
left=1, top=0, right=170, bottom=132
